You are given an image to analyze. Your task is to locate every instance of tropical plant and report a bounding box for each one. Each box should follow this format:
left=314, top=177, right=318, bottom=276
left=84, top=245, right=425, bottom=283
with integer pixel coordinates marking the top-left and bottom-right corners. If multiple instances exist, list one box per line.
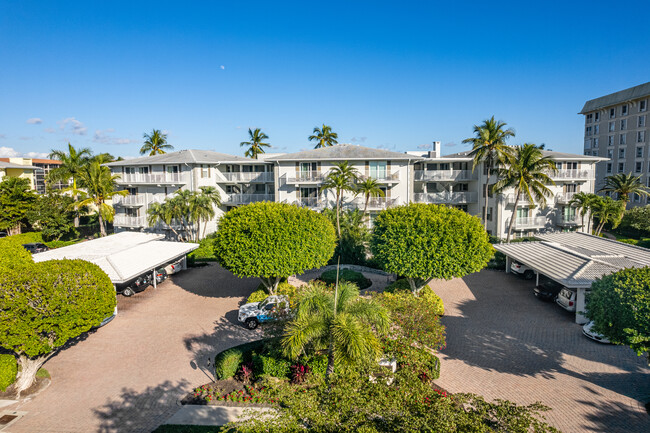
left=354, top=177, right=385, bottom=220
left=0, top=177, right=37, bottom=235
left=193, top=186, right=222, bottom=240
left=618, top=205, right=650, bottom=237
left=73, top=161, right=128, bottom=236
left=213, top=202, right=336, bottom=294
left=282, top=280, right=390, bottom=378
left=569, top=192, right=598, bottom=233
left=371, top=204, right=493, bottom=295
left=309, top=124, right=339, bottom=149
left=322, top=208, right=370, bottom=265
left=321, top=161, right=359, bottom=237
left=599, top=173, right=650, bottom=206
left=140, top=129, right=173, bottom=155
left=462, top=116, right=515, bottom=226
left=146, top=201, right=181, bottom=240
left=591, top=195, right=625, bottom=235
left=493, top=144, right=557, bottom=242
left=240, top=128, right=270, bottom=159
left=27, top=191, right=77, bottom=241
left=48, top=142, right=92, bottom=227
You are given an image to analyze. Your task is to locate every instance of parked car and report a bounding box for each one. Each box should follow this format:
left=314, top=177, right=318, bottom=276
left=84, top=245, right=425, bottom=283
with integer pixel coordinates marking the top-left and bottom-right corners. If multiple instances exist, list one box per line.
left=510, top=261, right=535, bottom=280
left=582, top=321, right=611, bottom=344
left=534, top=279, right=564, bottom=301
left=116, top=274, right=152, bottom=297
left=155, top=267, right=168, bottom=284
left=165, top=259, right=184, bottom=275
left=22, top=242, right=49, bottom=254
left=238, top=295, right=290, bottom=330
left=556, top=287, right=578, bottom=312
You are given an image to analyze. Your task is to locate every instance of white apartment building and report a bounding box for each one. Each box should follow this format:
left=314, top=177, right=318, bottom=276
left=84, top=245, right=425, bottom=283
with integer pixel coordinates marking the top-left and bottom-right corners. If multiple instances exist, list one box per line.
left=581, top=81, right=650, bottom=207
left=106, top=144, right=603, bottom=239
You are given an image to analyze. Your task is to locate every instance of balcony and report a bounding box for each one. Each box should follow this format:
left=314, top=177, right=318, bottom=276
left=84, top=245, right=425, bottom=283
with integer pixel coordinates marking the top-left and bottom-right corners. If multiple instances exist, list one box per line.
left=221, top=172, right=274, bottom=183
left=504, top=194, right=534, bottom=206
left=350, top=197, right=398, bottom=210
left=551, top=169, right=594, bottom=181
left=414, top=170, right=477, bottom=182
left=224, top=193, right=275, bottom=205
left=505, top=216, right=547, bottom=230
left=286, top=173, right=325, bottom=184
left=116, top=173, right=184, bottom=185
left=113, top=195, right=147, bottom=207
left=113, top=215, right=147, bottom=228
left=293, top=198, right=326, bottom=209
left=557, top=214, right=582, bottom=226
left=556, top=192, right=577, bottom=204
left=358, top=172, right=400, bottom=183
left=413, top=192, right=478, bottom=204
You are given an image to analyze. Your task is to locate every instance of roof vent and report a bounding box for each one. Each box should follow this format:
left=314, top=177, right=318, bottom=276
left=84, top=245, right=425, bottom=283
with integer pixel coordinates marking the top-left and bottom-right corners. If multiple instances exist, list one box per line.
left=428, top=141, right=440, bottom=159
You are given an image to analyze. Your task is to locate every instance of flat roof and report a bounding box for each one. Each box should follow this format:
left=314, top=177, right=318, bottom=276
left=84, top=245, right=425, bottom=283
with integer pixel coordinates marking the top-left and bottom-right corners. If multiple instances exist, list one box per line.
left=32, top=232, right=199, bottom=284
left=493, top=232, right=650, bottom=288
left=580, top=82, right=650, bottom=114
left=0, top=161, right=39, bottom=170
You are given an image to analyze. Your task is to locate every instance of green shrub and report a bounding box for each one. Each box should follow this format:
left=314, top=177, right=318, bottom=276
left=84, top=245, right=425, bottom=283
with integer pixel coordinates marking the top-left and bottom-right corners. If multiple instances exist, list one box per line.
left=487, top=251, right=507, bottom=270
left=384, top=279, right=444, bottom=315
left=247, top=282, right=298, bottom=304
left=215, top=348, right=243, bottom=380
left=252, top=353, right=291, bottom=378
left=44, top=239, right=80, bottom=249
left=247, top=289, right=269, bottom=304
left=320, top=269, right=372, bottom=290
left=384, top=278, right=411, bottom=293
left=304, top=353, right=328, bottom=378
left=188, top=234, right=218, bottom=261
left=213, top=339, right=270, bottom=379
left=0, top=354, right=17, bottom=392
left=0, top=232, right=43, bottom=246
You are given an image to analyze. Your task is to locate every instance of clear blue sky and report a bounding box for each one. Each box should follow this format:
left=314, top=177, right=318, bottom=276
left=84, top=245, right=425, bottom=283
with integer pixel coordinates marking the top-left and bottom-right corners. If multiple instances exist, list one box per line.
left=1, top=1, right=649, bottom=159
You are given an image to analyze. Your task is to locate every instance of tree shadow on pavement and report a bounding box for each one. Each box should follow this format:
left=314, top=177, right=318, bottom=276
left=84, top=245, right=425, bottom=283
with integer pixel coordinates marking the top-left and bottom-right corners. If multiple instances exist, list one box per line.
left=577, top=398, right=650, bottom=433
left=171, top=263, right=259, bottom=300
left=93, top=379, right=190, bottom=433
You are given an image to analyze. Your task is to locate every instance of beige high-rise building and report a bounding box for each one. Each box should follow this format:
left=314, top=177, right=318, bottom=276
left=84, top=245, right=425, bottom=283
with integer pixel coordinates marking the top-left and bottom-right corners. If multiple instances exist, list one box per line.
left=580, top=82, right=650, bottom=207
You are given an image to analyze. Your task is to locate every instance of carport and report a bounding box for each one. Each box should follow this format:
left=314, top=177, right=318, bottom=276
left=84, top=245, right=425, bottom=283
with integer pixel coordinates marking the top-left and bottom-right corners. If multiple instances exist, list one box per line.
left=33, top=232, right=199, bottom=287
left=494, top=232, right=650, bottom=324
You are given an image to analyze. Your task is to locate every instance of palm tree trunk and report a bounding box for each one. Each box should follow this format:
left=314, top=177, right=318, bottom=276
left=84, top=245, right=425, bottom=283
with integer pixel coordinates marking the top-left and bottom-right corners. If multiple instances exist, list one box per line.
left=335, top=190, right=341, bottom=238
left=483, top=178, right=490, bottom=228
left=73, top=177, right=80, bottom=228
left=506, top=190, right=520, bottom=242
left=98, top=212, right=106, bottom=237
left=325, top=341, right=335, bottom=379
left=203, top=220, right=208, bottom=240
left=363, top=194, right=370, bottom=224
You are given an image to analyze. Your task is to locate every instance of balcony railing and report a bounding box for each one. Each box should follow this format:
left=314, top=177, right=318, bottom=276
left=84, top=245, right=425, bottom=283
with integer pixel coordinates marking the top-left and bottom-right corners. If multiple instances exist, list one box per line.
left=551, top=169, right=593, bottom=180
left=358, top=172, right=400, bottom=183
left=224, top=193, right=275, bottom=204
left=286, top=173, right=325, bottom=183
left=505, top=216, right=547, bottom=230
left=557, top=214, right=582, bottom=226
left=113, top=195, right=147, bottom=206
left=414, top=170, right=477, bottom=182
left=556, top=192, right=577, bottom=204
left=113, top=215, right=147, bottom=228
left=221, top=172, right=274, bottom=183
left=413, top=192, right=478, bottom=204
left=504, top=194, right=534, bottom=205
left=116, top=173, right=184, bottom=184
left=350, top=197, right=398, bottom=210
left=294, top=198, right=325, bottom=209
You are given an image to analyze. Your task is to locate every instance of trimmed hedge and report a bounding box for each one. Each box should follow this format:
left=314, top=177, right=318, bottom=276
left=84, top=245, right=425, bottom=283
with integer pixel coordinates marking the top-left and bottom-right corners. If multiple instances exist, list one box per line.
left=0, top=354, right=17, bottom=392
left=385, top=279, right=444, bottom=316
left=303, top=353, right=328, bottom=378
left=246, top=282, right=298, bottom=305
left=320, top=269, right=372, bottom=290
left=252, top=353, right=291, bottom=379
left=213, top=340, right=269, bottom=380
left=0, top=232, right=80, bottom=250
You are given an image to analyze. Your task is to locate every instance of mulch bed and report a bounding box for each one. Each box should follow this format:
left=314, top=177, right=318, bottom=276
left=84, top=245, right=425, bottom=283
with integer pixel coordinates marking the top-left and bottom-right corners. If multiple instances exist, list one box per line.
left=181, top=378, right=271, bottom=407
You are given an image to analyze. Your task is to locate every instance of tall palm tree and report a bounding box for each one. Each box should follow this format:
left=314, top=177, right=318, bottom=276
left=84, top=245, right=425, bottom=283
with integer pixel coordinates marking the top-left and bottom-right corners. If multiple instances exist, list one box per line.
left=309, top=124, right=338, bottom=149
left=141, top=129, right=173, bottom=155
left=354, top=178, right=385, bottom=220
left=147, top=201, right=181, bottom=240
left=462, top=116, right=515, bottom=226
left=321, top=161, right=359, bottom=237
left=598, top=173, right=650, bottom=206
left=197, top=186, right=222, bottom=239
left=591, top=196, right=625, bottom=235
left=569, top=192, right=596, bottom=232
left=240, top=128, right=270, bottom=159
left=282, top=280, right=389, bottom=379
left=493, top=144, right=557, bottom=242
left=48, top=143, right=92, bottom=227
left=170, top=189, right=194, bottom=238
left=74, top=161, right=127, bottom=236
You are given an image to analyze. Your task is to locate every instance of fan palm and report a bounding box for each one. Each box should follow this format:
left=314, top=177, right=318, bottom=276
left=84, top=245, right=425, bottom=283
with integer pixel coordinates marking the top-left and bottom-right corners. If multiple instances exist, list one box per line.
left=309, top=124, right=338, bottom=149
left=321, top=162, right=359, bottom=237
left=240, top=128, right=270, bottom=159
left=282, top=280, right=390, bottom=379
left=569, top=192, right=596, bottom=232
left=598, top=173, right=649, bottom=206
left=354, top=178, right=385, bottom=220
left=591, top=196, right=625, bottom=235
left=493, top=144, right=556, bottom=242
left=74, top=161, right=127, bottom=237
left=141, top=129, right=173, bottom=155
left=462, top=116, right=515, bottom=226
left=48, top=142, right=92, bottom=227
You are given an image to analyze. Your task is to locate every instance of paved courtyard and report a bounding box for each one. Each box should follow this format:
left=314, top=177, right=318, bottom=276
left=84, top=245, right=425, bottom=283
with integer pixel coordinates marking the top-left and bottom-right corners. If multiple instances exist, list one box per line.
left=433, top=269, right=650, bottom=433
left=8, top=263, right=259, bottom=433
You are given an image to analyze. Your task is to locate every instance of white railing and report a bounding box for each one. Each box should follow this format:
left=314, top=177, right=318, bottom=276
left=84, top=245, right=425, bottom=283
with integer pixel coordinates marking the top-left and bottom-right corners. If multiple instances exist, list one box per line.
left=556, top=192, right=577, bottom=204
left=552, top=169, right=594, bottom=180
left=350, top=197, right=398, bottom=210
left=287, top=173, right=325, bottom=183
left=113, top=215, right=147, bottom=227
left=413, top=192, right=478, bottom=204
left=221, top=172, right=274, bottom=183
left=557, top=214, right=582, bottom=226
left=359, top=172, right=400, bottom=182
left=505, top=216, right=547, bottom=229
left=224, top=194, right=275, bottom=204
left=294, top=198, right=325, bottom=208
left=113, top=195, right=147, bottom=206
left=504, top=194, right=534, bottom=205
left=414, top=170, right=477, bottom=181
left=116, top=173, right=184, bottom=184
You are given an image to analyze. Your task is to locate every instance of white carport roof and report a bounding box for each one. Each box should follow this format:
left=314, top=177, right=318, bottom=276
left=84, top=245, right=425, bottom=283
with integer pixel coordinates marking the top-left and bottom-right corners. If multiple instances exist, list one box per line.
left=493, top=232, right=650, bottom=288
left=33, top=232, right=199, bottom=284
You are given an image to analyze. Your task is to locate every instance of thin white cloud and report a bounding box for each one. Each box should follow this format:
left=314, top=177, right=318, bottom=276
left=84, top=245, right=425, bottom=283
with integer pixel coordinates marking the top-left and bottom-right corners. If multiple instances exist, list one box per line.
left=444, top=142, right=458, bottom=147
left=93, top=129, right=136, bottom=145
left=43, top=127, right=56, bottom=133
left=19, top=136, right=32, bottom=141
left=350, top=136, right=367, bottom=143
left=0, top=146, right=21, bottom=157
left=58, top=117, right=87, bottom=135
left=220, top=65, right=225, bottom=70
left=0, top=134, right=6, bottom=139
left=26, top=118, right=42, bottom=124
left=417, top=143, right=430, bottom=150
left=24, top=151, right=50, bottom=158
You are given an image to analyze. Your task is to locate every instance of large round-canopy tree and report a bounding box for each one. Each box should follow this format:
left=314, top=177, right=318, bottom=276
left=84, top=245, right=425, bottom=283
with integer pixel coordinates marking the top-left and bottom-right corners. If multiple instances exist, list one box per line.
left=214, top=202, right=336, bottom=294
left=371, top=203, right=493, bottom=295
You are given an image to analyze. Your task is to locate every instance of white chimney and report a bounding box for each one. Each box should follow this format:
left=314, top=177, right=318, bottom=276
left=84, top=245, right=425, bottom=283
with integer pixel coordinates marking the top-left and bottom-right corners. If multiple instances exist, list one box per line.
left=428, top=141, right=441, bottom=159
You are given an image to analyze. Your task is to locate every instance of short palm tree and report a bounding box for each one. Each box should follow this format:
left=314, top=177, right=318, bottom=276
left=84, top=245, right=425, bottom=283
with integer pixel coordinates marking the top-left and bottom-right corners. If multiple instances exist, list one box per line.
left=170, top=189, right=194, bottom=238
left=493, top=144, right=556, bottom=242
left=141, top=129, right=173, bottom=155
left=240, top=128, right=270, bottom=159
left=74, top=161, right=127, bottom=236
left=462, top=116, right=515, bottom=226
left=147, top=201, right=181, bottom=240
left=309, top=124, right=338, bottom=149
left=282, top=280, right=390, bottom=379
left=354, top=178, right=385, bottom=220
left=48, top=142, right=92, bottom=227
left=196, top=186, right=222, bottom=239
left=591, top=196, right=625, bottom=235
left=321, top=161, right=359, bottom=237
left=569, top=192, right=596, bottom=232
left=598, top=173, right=649, bottom=206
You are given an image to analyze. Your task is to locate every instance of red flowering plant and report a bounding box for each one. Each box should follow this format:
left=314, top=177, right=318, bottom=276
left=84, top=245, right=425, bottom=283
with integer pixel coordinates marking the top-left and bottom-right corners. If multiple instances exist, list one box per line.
left=289, top=363, right=310, bottom=384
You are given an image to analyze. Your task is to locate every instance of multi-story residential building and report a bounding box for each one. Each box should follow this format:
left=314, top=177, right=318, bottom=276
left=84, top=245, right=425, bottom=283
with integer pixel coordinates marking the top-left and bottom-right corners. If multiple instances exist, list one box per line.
left=580, top=81, right=650, bottom=207
left=106, top=144, right=602, bottom=239
left=0, top=157, right=64, bottom=192
left=0, top=158, right=39, bottom=189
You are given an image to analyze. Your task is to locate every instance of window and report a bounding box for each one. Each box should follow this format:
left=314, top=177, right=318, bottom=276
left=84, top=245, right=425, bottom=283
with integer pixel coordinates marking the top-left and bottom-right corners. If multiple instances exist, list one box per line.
left=593, top=151, right=599, bottom=156
left=369, top=161, right=388, bottom=180
left=622, top=104, right=628, bottom=116
left=482, top=207, right=493, bottom=221
left=607, top=149, right=613, bottom=158
left=516, top=207, right=529, bottom=219
left=640, top=115, right=647, bottom=127
left=585, top=126, right=592, bottom=136
left=586, top=113, right=593, bottom=123
left=595, top=112, right=600, bottom=122
left=608, top=135, right=614, bottom=146
left=620, top=134, right=627, bottom=145
left=621, top=119, right=627, bottom=130
left=634, top=193, right=641, bottom=203
left=607, top=163, right=612, bottom=173
left=637, top=146, right=644, bottom=158
left=125, top=166, right=136, bottom=175
left=639, top=131, right=646, bottom=143
left=594, top=124, right=599, bottom=134
left=200, top=164, right=210, bottom=178
left=610, top=108, right=616, bottom=118
left=618, top=162, right=625, bottom=173
left=584, top=139, right=591, bottom=149
left=619, top=148, right=626, bottom=158
left=565, top=184, right=578, bottom=193
left=640, top=100, right=648, bottom=112
left=609, top=121, right=615, bottom=132
left=636, top=161, right=643, bottom=173
left=593, top=137, right=599, bottom=148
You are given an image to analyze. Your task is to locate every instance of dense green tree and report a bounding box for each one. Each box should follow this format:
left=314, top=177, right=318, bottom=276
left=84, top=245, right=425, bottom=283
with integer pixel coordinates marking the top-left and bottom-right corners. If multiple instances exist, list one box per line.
left=618, top=205, right=650, bottom=237
left=282, top=281, right=389, bottom=378
left=371, top=204, right=493, bottom=295
left=493, top=144, right=557, bottom=242
left=48, top=142, right=92, bottom=227
left=591, top=195, right=625, bottom=235
left=27, top=191, right=77, bottom=241
left=587, top=268, right=650, bottom=365
left=213, top=202, right=336, bottom=293
left=140, top=129, right=173, bottom=155
left=462, top=116, right=515, bottom=226
left=0, top=177, right=37, bottom=235
left=321, top=161, right=359, bottom=237
left=309, top=124, right=338, bottom=149
left=0, top=258, right=116, bottom=395
left=240, top=128, right=270, bottom=159
left=599, top=173, right=650, bottom=206
left=323, top=208, right=369, bottom=265
left=146, top=201, right=181, bottom=239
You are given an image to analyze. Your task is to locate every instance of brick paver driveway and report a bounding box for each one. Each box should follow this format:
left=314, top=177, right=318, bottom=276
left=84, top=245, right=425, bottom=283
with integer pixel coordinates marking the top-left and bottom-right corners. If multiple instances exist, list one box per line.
left=433, top=270, right=650, bottom=433
left=10, top=263, right=259, bottom=433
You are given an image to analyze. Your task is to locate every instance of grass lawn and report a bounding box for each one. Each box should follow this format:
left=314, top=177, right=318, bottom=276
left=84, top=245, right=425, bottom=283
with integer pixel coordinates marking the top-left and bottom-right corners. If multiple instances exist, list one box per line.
left=153, top=425, right=228, bottom=433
